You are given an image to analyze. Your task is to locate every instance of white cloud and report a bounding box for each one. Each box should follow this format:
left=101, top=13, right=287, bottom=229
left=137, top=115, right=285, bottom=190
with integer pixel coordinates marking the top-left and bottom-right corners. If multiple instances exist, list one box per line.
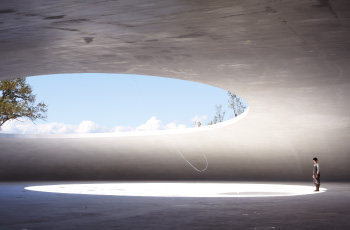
left=135, top=116, right=163, bottom=131
left=0, top=119, right=77, bottom=134
left=76, top=120, right=101, bottom=134
left=114, top=116, right=187, bottom=133
left=0, top=116, right=187, bottom=134
left=191, top=115, right=208, bottom=123
left=37, top=122, right=76, bottom=134
left=112, top=126, right=134, bottom=133
left=165, top=122, right=186, bottom=130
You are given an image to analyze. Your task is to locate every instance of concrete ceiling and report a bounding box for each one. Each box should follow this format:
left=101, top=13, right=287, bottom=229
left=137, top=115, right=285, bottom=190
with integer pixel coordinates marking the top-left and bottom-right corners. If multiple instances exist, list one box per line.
left=0, top=0, right=349, bottom=181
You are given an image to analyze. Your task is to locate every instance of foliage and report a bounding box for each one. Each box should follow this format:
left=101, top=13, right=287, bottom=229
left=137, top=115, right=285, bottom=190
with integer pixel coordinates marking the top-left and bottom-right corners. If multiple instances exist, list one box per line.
left=215, top=104, right=225, bottom=122
left=207, top=104, right=225, bottom=125
left=0, top=78, right=47, bottom=128
left=227, top=91, right=246, bottom=117
left=193, top=120, right=202, bottom=127
left=207, top=92, right=246, bottom=126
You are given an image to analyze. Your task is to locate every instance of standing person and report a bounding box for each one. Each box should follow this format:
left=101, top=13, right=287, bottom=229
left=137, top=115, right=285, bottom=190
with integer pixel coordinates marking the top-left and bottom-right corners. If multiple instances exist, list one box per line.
left=312, top=157, right=320, bottom=191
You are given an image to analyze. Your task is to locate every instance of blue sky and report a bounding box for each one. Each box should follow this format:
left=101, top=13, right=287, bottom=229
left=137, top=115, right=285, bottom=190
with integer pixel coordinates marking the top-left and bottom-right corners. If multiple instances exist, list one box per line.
left=1, top=73, right=246, bottom=134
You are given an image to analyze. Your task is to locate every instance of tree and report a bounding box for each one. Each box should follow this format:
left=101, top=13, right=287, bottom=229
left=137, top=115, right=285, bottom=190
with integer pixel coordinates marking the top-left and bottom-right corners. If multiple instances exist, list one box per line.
left=193, top=120, right=202, bottom=127
left=227, top=91, right=246, bottom=117
left=215, top=104, right=225, bottom=122
left=0, top=78, right=48, bottom=128
left=207, top=104, right=225, bottom=125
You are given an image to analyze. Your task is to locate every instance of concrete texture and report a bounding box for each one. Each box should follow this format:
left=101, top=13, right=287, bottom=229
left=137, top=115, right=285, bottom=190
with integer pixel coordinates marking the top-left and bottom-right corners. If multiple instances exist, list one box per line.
left=0, top=181, right=349, bottom=230
left=0, top=0, right=350, bottom=181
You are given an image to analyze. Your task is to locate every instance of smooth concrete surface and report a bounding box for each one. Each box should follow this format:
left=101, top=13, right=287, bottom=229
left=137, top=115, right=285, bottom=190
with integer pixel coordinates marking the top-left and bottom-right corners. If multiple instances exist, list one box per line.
left=0, top=0, right=350, bottom=181
left=0, top=181, right=349, bottom=230
left=0, top=130, right=345, bottom=182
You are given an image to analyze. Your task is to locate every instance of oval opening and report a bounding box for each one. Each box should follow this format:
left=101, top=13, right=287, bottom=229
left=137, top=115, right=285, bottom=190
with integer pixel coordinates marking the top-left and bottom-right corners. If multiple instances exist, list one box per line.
left=0, top=73, right=248, bottom=135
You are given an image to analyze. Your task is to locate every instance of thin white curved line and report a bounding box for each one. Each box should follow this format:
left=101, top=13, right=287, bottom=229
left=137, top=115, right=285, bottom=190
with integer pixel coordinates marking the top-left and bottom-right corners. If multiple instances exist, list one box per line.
left=171, top=138, right=209, bottom=172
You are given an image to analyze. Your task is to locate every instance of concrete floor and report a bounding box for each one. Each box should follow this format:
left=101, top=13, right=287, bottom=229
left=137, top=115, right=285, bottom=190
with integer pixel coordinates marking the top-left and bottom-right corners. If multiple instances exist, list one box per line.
left=1, top=181, right=349, bottom=230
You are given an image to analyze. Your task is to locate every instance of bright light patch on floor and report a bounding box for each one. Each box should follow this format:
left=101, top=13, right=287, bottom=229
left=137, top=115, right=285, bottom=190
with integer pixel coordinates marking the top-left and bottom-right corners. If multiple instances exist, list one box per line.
left=25, top=183, right=326, bottom=197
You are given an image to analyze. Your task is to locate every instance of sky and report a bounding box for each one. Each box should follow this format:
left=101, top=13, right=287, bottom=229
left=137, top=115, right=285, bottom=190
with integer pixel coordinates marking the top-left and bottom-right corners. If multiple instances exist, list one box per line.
left=1, top=73, right=246, bottom=134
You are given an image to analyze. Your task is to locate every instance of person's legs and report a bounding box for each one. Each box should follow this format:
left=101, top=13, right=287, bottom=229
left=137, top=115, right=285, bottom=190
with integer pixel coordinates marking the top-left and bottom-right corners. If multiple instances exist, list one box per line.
left=316, top=174, right=320, bottom=191
left=318, top=174, right=321, bottom=190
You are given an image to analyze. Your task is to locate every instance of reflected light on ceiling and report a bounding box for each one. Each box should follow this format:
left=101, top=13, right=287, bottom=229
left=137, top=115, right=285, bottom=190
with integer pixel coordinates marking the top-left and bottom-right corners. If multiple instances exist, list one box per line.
left=25, top=182, right=327, bottom=197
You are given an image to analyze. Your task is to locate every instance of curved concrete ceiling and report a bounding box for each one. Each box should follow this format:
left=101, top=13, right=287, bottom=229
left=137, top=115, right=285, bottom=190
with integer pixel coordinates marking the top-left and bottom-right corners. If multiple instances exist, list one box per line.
left=0, top=0, right=349, bottom=181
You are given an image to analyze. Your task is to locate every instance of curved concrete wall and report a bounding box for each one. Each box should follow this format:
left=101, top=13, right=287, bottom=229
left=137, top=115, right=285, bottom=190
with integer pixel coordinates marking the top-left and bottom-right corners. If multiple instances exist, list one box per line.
left=0, top=0, right=349, bottom=181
